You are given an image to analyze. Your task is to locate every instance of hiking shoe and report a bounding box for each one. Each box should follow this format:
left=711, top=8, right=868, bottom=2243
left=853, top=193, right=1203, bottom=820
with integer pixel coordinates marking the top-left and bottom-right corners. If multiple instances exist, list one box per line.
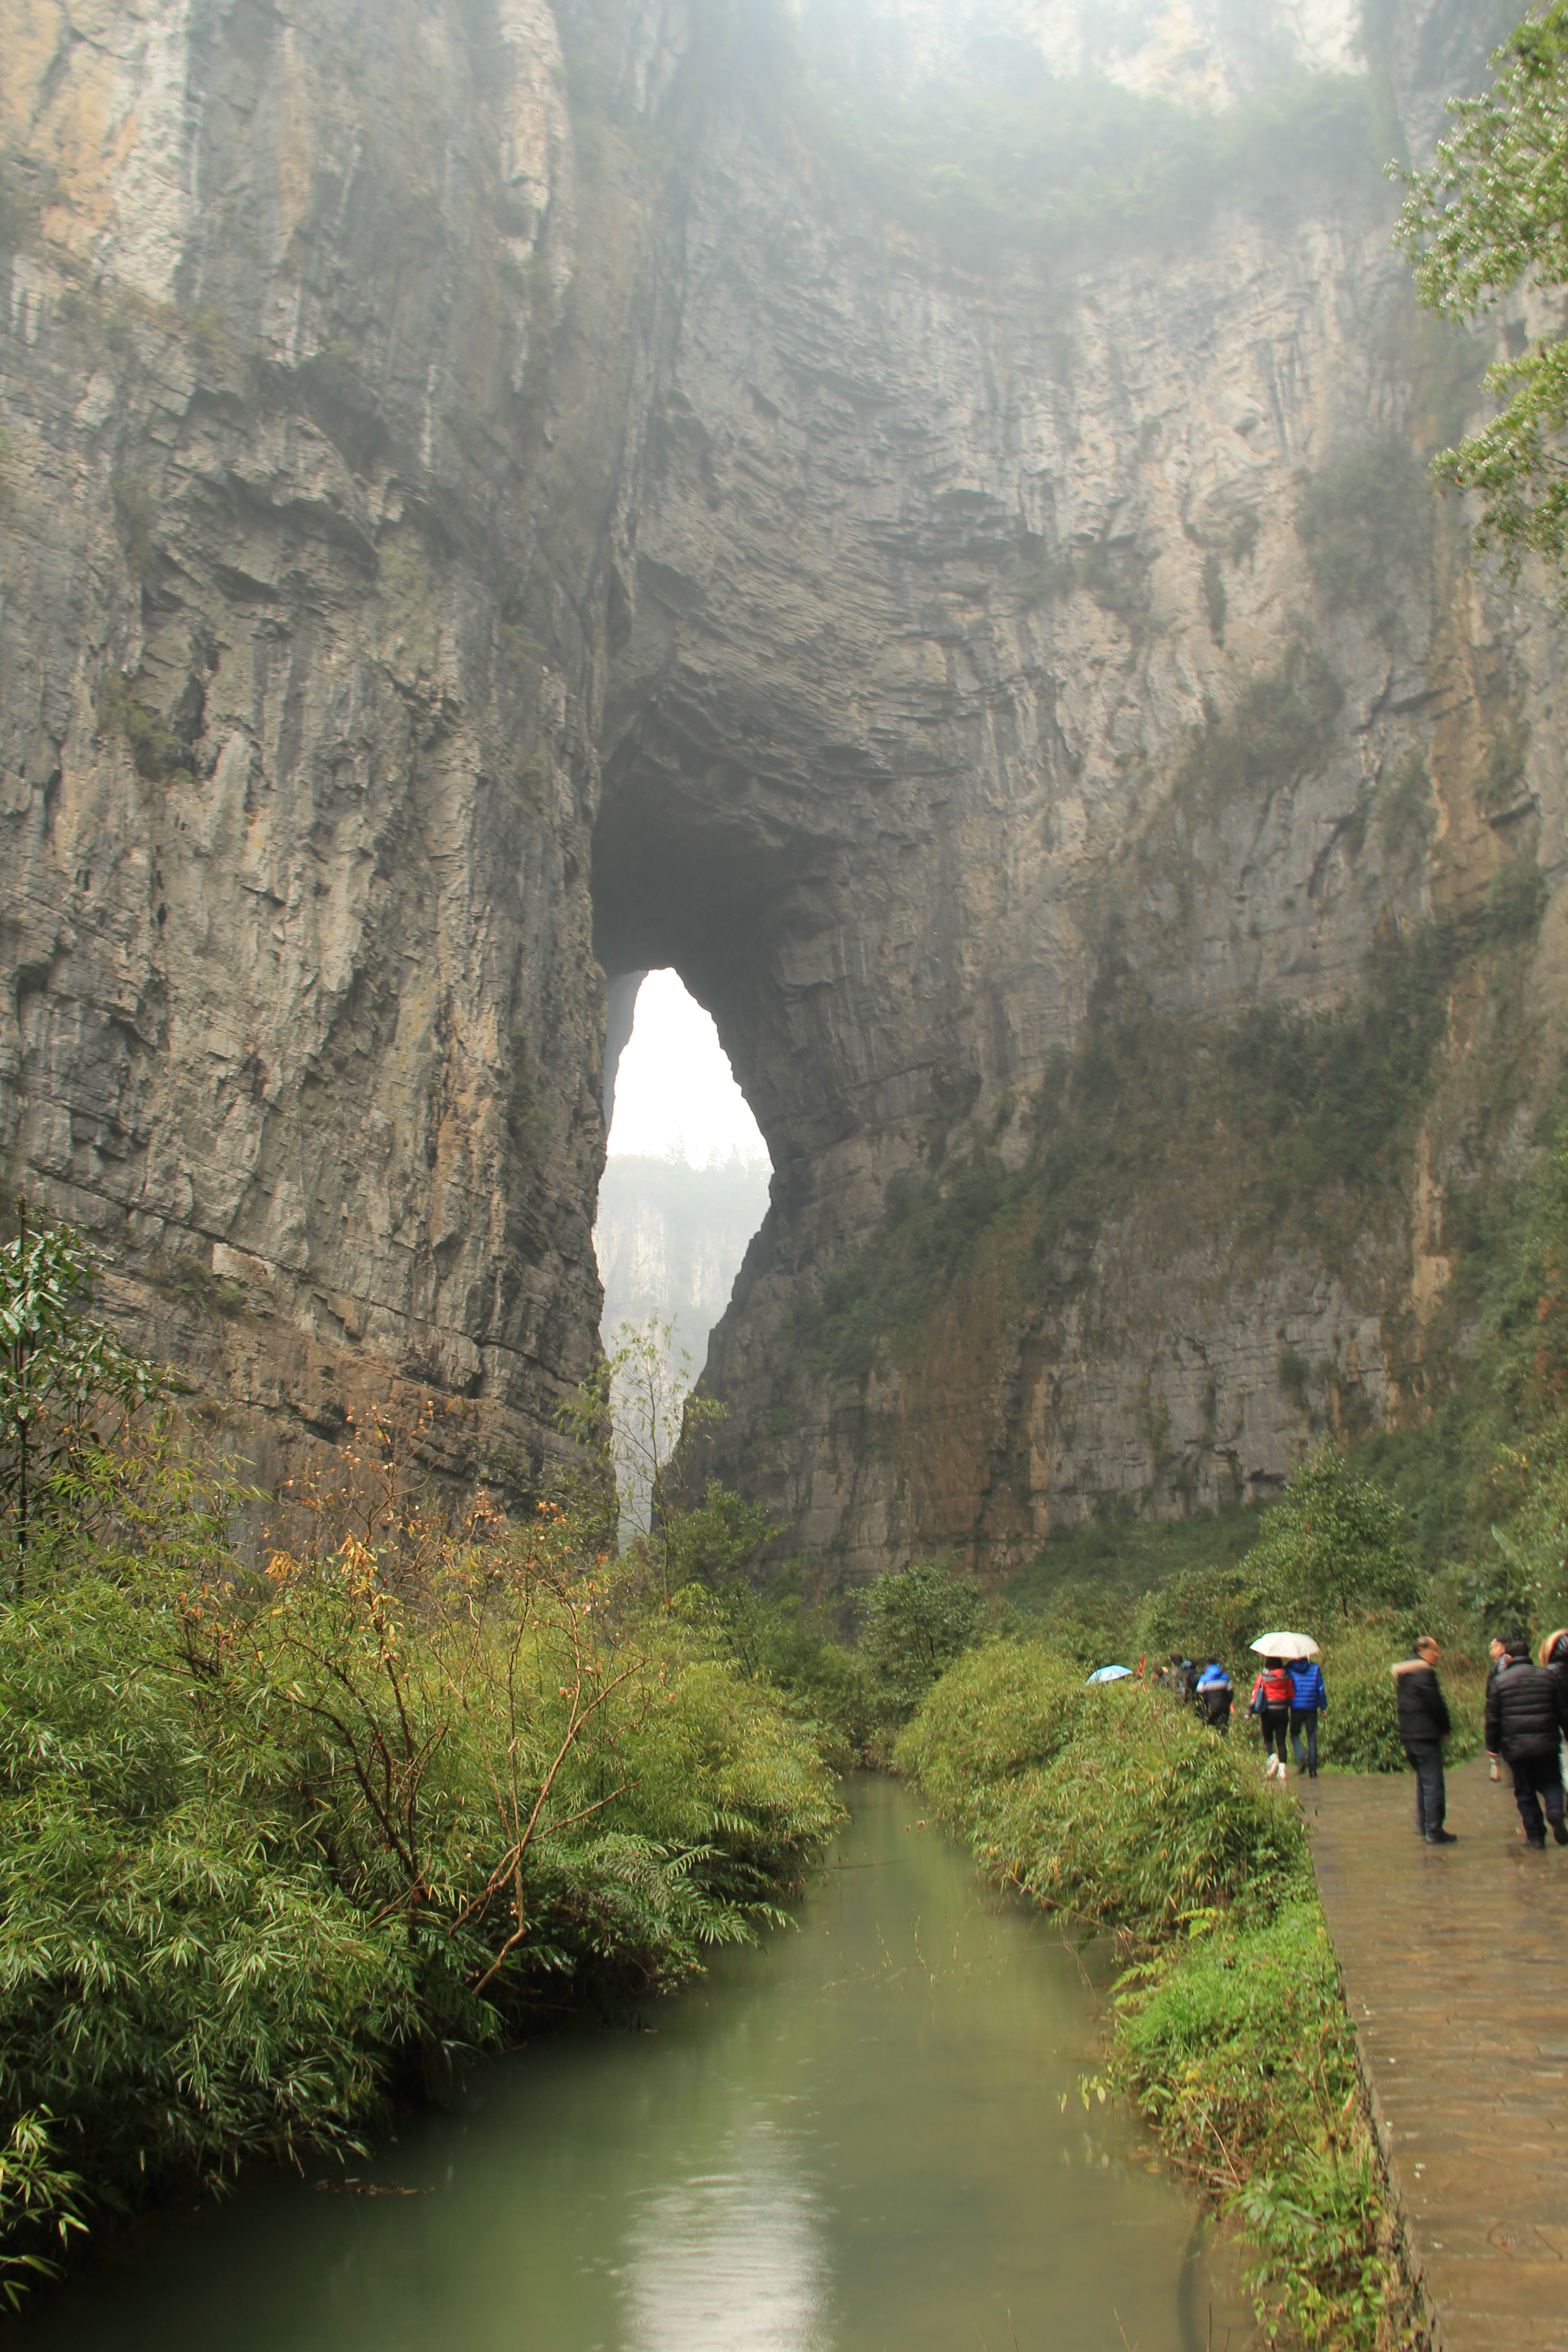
left=1552, top=1817, right=1568, bottom=1847
left=1426, top=1830, right=1458, bottom=1845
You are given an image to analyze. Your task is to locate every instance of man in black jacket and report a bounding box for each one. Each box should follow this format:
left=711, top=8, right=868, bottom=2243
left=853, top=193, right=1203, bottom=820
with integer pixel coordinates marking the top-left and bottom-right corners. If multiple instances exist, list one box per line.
left=1393, top=1637, right=1455, bottom=1844
left=1484, top=1639, right=1568, bottom=1849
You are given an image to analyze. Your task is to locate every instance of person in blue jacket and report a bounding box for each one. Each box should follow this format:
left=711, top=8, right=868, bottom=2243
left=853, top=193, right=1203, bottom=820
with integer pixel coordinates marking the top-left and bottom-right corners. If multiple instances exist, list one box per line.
left=1195, top=1659, right=1233, bottom=1735
left=1288, top=1656, right=1328, bottom=1778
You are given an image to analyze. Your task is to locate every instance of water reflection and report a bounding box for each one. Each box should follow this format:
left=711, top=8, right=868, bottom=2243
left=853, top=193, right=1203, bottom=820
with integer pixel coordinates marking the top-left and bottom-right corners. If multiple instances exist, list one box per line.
left=23, top=1777, right=1244, bottom=2352
left=623, top=2124, right=829, bottom=2352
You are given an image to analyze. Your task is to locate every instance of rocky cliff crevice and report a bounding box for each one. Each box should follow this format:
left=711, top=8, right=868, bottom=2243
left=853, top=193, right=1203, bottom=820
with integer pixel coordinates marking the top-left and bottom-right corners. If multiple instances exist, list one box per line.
left=2, top=0, right=1563, bottom=1564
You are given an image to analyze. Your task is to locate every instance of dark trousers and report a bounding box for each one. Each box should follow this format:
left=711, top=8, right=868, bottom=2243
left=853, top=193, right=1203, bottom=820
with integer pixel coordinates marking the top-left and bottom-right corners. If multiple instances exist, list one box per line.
left=1404, top=1741, right=1446, bottom=1838
left=1289, top=1709, right=1319, bottom=1774
left=1258, top=1705, right=1289, bottom=1764
left=1509, top=1750, right=1565, bottom=1847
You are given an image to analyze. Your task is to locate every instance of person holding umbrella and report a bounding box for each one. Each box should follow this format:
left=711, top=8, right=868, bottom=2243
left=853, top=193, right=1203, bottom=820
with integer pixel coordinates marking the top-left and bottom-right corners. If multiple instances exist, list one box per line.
left=1248, top=1650, right=1296, bottom=1780
left=1249, top=1632, right=1319, bottom=1782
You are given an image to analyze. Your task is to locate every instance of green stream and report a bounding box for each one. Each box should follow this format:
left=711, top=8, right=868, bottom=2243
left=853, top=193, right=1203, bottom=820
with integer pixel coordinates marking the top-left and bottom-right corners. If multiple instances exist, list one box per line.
left=29, top=1775, right=1244, bottom=2351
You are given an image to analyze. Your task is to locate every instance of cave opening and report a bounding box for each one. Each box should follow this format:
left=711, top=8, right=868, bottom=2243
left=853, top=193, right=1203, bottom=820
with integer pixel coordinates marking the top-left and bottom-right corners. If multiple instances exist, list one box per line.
left=588, top=702, right=853, bottom=1524
left=593, top=968, right=773, bottom=1527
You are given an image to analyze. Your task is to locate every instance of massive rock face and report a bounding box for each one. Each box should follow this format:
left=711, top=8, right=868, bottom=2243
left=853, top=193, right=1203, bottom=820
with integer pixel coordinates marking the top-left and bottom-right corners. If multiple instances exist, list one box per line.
left=2, top=0, right=1563, bottom=1564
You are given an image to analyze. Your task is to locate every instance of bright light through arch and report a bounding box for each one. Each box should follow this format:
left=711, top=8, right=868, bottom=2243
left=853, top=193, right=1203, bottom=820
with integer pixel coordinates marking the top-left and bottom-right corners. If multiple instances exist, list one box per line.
left=606, top=970, right=768, bottom=1166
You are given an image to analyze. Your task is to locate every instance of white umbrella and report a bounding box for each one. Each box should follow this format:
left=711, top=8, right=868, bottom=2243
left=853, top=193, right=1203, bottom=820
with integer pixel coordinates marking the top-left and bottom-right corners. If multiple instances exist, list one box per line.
left=1085, top=1665, right=1134, bottom=1685
left=1249, top=1631, right=1320, bottom=1660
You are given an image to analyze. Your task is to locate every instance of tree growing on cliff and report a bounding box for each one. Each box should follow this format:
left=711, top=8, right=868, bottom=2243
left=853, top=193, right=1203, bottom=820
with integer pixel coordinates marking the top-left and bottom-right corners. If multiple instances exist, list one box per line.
left=1394, top=5, right=1568, bottom=586
left=1243, top=1445, right=1420, bottom=1627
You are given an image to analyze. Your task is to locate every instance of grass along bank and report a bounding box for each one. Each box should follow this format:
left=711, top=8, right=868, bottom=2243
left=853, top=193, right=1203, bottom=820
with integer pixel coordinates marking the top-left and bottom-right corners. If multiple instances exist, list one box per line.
left=0, top=1221, right=843, bottom=2306
left=897, top=1655, right=1419, bottom=2350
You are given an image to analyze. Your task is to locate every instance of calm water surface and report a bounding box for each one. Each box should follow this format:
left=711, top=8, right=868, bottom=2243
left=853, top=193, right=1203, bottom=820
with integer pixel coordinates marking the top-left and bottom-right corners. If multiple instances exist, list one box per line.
left=29, top=1775, right=1244, bottom=2352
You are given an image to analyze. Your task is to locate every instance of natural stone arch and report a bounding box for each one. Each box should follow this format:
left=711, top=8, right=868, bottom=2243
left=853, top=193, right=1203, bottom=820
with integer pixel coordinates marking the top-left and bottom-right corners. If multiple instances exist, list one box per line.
left=0, top=0, right=1554, bottom=1583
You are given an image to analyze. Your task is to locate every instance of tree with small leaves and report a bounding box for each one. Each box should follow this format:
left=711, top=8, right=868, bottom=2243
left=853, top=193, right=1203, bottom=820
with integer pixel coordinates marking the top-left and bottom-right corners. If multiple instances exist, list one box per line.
left=1394, top=6, right=1568, bottom=588
left=0, top=1202, right=156, bottom=1590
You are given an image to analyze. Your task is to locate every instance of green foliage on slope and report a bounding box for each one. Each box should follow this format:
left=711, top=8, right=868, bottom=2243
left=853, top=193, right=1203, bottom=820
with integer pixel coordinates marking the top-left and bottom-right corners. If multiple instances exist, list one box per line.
left=777, top=23, right=1388, bottom=266
left=1294, top=435, right=1436, bottom=617
left=781, top=898, right=1525, bottom=1396
left=0, top=1216, right=842, bottom=2295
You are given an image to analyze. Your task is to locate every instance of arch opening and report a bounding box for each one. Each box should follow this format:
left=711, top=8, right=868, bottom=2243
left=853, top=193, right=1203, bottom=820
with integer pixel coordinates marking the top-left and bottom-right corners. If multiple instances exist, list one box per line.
left=594, top=969, right=772, bottom=1530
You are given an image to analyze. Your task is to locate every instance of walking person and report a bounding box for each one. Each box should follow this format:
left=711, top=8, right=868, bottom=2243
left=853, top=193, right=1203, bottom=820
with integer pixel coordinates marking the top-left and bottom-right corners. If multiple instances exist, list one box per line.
left=1288, top=1653, right=1328, bottom=1778
left=1542, top=1626, right=1568, bottom=1790
left=1540, top=1626, right=1568, bottom=1693
left=1196, top=1658, right=1233, bottom=1736
left=1485, top=1635, right=1508, bottom=1780
left=1392, top=1637, right=1455, bottom=1844
left=1249, top=1655, right=1294, bottom=1781
left=1485, top=1638, right=1568, bottom=1849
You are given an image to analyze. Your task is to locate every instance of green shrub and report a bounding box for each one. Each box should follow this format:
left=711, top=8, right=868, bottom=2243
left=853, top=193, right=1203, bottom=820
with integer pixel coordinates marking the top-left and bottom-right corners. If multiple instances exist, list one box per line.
left=779, top=911, right=1471, bottom=1400
left=1173, top=649, right=1343, bottom=820
left=1315, top=1626, right=1413, bottom=1772
left=767, top=16, right=1384, bottom=269
left=0, top=2114, right=85, bottom=2310
left=1295, top=436, right=1433, bottom=615
left=0, top=1574, right=413, bottom=2236
left=1118, top=1901, right=1340, bottom=2150
left=1134, top=1558, right=1284, bottom=1667
left=896, top=1639, right=1089, bottom=1826
left=506, top=1029, right=550, bottom=1164
left=900, top=1652, right=1310, bottom=1938
left=1315, top=1624, right=1486, bottom=1773
left=1117, top=1904, right=1401, bottom=2349
left=96, top=673, right=191, bottom=788
left=858, top=1555, right=982, bottom=1730
left=1243, top=1443, right=1421, bottom=1629
left=110, top=473, right=159, bottom=582
left=986, top=1689, right=1311, bottom=1935
left=1485, top=858, right=1548, bottom=942
left=0, top=1216, right=846, bottom=2289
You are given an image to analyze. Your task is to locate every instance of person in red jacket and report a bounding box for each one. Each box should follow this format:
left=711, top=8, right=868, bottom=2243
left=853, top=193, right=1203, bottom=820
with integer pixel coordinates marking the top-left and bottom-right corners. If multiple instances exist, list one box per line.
left=1249, top=1656, right=1294, bottom=1780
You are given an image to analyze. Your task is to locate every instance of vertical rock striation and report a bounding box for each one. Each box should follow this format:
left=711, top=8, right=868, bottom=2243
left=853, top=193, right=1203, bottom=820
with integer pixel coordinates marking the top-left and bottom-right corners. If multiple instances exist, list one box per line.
left=2, top=0, right=1563, bottom=1563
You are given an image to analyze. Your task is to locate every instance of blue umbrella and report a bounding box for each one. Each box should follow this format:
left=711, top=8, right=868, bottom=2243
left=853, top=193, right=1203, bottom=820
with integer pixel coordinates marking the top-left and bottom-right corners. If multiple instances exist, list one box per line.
left=1085, top=1665, right=1134, bottom=1685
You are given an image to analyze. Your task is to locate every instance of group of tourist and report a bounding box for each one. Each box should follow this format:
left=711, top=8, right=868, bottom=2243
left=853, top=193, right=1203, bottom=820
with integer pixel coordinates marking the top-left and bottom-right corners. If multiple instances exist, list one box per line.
left=1390, top=1628, right=1568, bottom=1848
left=1156, top=1650, right=1328, bottom=1777
left=1151, top=1630, right=1568, bottom=1850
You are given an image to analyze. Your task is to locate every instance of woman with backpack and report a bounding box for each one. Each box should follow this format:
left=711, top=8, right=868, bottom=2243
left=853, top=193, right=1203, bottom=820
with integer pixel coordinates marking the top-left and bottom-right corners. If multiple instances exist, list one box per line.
left=1249, top=1655, right=1294, bottom=1781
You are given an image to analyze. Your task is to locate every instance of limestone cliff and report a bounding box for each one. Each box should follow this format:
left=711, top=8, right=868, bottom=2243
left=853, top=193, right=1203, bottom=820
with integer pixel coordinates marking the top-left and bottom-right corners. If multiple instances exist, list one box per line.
left=1, top=0, right=1562, bottom=1567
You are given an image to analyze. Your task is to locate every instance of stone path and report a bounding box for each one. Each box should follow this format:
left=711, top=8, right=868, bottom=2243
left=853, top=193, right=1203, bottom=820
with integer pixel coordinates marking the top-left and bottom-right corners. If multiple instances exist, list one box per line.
left=1304, top=1755, right=1568, bottom=2352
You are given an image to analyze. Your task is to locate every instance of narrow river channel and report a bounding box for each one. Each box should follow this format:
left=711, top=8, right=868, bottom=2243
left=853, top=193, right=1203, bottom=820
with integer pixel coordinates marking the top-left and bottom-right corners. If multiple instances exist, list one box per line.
left=29, top=1775, right=1245, bottom=2352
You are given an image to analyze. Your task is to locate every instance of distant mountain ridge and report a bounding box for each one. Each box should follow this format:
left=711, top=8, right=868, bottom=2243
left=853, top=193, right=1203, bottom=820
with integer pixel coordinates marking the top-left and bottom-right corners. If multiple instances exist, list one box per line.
left=595, top=1154, right=773, bottom=1378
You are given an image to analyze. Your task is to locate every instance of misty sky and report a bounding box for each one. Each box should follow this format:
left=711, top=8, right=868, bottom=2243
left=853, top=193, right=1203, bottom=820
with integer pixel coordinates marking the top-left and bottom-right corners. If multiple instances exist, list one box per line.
left=607, top=970, right=769, bottom=1166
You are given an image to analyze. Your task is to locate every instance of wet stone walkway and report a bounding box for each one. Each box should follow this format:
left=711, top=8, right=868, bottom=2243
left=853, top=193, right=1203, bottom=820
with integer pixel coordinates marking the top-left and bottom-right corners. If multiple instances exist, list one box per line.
left=1305, top=1756, right=1568, bottom=2352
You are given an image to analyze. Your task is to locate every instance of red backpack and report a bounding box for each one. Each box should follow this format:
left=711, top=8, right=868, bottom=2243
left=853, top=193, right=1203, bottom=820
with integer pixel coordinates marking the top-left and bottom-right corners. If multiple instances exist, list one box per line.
left=1256, top=1664, right=1293, bottom=1710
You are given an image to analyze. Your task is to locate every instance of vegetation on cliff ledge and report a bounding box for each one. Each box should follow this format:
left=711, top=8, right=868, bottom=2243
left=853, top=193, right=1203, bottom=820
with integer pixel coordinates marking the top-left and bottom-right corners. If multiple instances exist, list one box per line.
left=780, top=883, right=1544, bottom=1416
left=684, top=3, right=1392, bottom=269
